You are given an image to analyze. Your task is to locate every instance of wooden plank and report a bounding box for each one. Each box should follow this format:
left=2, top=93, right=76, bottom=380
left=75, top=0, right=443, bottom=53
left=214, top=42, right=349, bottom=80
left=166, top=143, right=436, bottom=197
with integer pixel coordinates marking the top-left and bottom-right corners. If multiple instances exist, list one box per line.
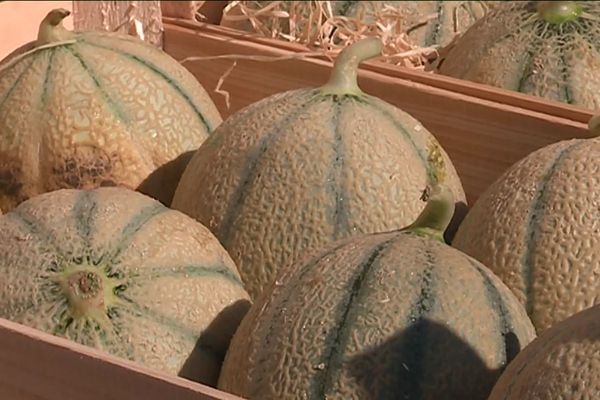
left=162, top=21, right=593, bottom=206
left=165, top=18, right=595, bottom=124
left=0, top=318, right=244, bottom=400
left=72, top=1, right=163, bottom=47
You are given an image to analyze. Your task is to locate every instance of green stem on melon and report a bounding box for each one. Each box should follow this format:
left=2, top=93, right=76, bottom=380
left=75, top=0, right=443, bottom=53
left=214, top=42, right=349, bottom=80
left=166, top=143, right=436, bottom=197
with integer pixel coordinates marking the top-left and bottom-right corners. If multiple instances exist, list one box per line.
left=537, top=1, right=582, bottom=24
left=320, top=37, right=383, bottom=96
left=402, top=184, right=455, bottom=243
left=37, top=8, right=76, bottom=45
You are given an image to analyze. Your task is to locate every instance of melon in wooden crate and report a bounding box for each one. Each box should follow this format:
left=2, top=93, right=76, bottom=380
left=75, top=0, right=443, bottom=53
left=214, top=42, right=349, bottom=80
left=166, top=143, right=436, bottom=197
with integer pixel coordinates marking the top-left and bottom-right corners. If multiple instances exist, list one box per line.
left=0, top=8, right=222, bottom=212
left=0, top=186, right=250, bottom=387
left=437, top=1, right=600, bottom=110
left=488, top=303, right=600, bottom=400
left=218, top=184, right=536, bottom=400
left=171, top=37, right=467, bottom=299
left=452, top=114, right=600, bottom=332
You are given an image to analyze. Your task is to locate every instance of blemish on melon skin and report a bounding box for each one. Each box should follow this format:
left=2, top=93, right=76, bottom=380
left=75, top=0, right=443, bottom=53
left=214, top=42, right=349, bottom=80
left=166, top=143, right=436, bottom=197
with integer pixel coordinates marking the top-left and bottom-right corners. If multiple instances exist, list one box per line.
left=426, top=141, right=446, bottom=186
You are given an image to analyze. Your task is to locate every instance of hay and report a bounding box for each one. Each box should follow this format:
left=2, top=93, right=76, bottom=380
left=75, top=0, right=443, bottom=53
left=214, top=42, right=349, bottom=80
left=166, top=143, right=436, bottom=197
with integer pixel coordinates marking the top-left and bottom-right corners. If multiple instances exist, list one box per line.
left=220, top=1, right=449, bottom=69
left=178, top=1, right=496, bottom=107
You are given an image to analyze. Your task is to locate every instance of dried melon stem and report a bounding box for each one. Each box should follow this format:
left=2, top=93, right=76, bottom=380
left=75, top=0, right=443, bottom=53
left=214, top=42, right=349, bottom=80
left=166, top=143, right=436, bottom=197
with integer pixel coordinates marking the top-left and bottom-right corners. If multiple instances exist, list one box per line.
left=320, top=37, right=382, bottom=95
left=537, top=1, right=582, bottom=24
left=402, top=183, right=455, bottom=242
left=55, top=265, right=123, bottom=320
left=37, top=8, right=76, bottom=45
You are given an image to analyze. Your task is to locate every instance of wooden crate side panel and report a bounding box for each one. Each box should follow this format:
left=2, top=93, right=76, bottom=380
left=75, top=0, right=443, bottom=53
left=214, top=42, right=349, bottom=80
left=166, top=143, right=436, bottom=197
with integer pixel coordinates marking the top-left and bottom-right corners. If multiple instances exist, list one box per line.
left=162, top=23, right=591, bottom=205
left=0, top=318, right=244, bottom=400
left=164, top=19, right=596, bottom=125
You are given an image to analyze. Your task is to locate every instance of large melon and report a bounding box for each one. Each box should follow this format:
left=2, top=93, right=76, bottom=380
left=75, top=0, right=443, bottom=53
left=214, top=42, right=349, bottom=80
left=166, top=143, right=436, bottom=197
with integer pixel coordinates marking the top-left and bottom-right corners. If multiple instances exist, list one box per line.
left=218, top=184, right=536, bottom=400
left=171, top=37, right=466, bottom=299
left=221, top=1, right=491, bottom=49
left=452, top=115, right=600, bottom=332
left=436, top=1, right=600, bottom=110
left=0, top=186, right=250, bottom=386
left=0, top=8, right=222, bottom=212
left=488, top=304, right=600, bottom=400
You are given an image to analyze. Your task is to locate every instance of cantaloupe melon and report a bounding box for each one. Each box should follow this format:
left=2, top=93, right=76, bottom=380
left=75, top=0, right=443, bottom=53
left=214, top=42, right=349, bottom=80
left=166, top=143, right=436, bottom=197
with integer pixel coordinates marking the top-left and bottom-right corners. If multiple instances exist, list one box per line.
left=436, top=1, right=600, bottom=110
left=452, top=115, right=600, bottom=332
left=217, top=184, right=536, bottom=400
left=221, top=1, right=491, bottom=49
left=0, top=8, right=222, bottom=212
left=0, top=186, right=250, bottom=386
left=171, top=37, right=466, bottom=299
left=488, top=304, right=600, bottom=400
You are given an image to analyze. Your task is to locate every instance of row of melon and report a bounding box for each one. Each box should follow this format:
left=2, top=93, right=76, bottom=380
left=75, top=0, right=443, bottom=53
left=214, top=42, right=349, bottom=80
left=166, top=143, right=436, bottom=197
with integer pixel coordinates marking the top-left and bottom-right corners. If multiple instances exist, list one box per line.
left=220, top=0, right=600, bottom=111
left=0, top=7, right=598, bottom=400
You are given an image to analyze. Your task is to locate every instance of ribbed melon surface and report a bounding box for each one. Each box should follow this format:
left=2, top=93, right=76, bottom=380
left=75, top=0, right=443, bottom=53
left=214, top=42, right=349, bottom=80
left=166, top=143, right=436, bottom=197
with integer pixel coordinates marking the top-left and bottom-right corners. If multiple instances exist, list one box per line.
left=488, top=304, right=600, bottom=400
left=0, top=187, right=250, bottom=386
left=172, top=88, right=466, bottom=299
left=452, top=138, right=600, bottom=332
left=437, top=1, right=600, bottom=109
left=218, top=230, right=536, bottom=400
left=0, top=21, right=222, bottom=211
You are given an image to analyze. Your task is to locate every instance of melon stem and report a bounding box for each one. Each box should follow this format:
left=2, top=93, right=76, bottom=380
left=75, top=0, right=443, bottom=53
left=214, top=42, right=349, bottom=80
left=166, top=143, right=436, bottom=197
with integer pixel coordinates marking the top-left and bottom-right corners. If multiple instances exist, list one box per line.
left=402, top=184, right=455, bottom=242
left=320, top=37, right=383, bottom=96
left=37, top=8, right=76, bottom=45
left=537, top=1, right=582, bottom=24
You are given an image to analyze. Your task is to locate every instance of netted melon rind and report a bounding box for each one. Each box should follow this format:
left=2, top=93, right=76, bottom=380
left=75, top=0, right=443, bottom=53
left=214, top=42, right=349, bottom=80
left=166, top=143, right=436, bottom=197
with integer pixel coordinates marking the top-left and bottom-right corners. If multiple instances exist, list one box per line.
left=218, top=230, right=536, bottom=399
left=437, top=1, right=600, bottom=110
left=0, top=186, right=250, bottom=386
left=488, top=304, right=600, bottom=400
left=0, top=19, right=223, bottom=212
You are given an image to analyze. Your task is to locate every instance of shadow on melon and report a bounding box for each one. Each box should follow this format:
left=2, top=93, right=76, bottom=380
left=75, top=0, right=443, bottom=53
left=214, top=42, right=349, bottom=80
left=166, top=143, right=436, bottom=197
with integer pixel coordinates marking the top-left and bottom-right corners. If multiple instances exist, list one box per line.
left=445, top=200, right=468, bottom=244
left=178, top=298, right=252, bottom=387
left=137, top=150, right=196, bottom=207
left=348, top=318, right=522, bottom=399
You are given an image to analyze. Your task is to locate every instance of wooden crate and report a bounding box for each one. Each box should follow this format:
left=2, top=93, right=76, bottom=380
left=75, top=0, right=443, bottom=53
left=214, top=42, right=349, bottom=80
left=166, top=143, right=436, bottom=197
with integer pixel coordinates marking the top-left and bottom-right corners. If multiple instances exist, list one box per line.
left=0, top=14, right=597, bottom=400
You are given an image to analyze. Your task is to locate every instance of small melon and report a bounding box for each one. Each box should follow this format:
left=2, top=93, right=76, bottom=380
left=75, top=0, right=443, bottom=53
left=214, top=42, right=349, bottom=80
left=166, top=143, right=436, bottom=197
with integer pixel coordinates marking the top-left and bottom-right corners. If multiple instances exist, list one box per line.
left=217, top=184, right=536, bottom=400
left=221, top=1, right=491, bottom=49
left=488, top=304, right=600, bottom=400
left=437, top=1, right=600, bottom=110
left=452, top=115, right=600, bottom=332
left=0, top=186, right=250, bottom=386
left=171, top=37, right=466, bottom=299
left=0, top=8, right=222, bottom=212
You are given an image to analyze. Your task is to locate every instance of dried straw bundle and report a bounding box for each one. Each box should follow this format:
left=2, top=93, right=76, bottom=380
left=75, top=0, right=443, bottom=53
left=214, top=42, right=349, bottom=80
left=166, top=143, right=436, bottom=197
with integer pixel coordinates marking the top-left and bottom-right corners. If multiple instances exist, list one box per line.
left=219, top=1, right=497, bottom=68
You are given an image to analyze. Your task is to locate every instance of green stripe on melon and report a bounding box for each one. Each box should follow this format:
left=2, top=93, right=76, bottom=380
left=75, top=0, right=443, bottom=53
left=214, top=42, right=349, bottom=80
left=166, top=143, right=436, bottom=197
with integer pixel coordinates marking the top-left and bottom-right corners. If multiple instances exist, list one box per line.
left=172, top=37, right=467, bottom=300
left=452, top=123, right=600, bottom=332
left=0, top=8, right=223, bottom=212
left=0, top=186, right=250, bottom=387
left=218, top=184, right=535, bottom=400
left=437, top=1, right=600, bottom=110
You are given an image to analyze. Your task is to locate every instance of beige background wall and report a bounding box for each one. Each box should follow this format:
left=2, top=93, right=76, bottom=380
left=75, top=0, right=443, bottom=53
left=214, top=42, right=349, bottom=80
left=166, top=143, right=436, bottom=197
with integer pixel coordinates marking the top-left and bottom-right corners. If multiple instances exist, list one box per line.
left=0, top=1, right=73, bottom=60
